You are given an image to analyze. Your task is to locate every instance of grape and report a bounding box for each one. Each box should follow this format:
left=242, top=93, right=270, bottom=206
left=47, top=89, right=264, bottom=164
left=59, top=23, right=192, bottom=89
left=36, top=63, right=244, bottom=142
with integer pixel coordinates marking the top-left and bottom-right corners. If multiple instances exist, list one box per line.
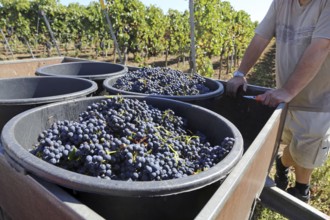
left=113, top=67, right=211, bottom=96
left=31, top=97, right=235, bottom=181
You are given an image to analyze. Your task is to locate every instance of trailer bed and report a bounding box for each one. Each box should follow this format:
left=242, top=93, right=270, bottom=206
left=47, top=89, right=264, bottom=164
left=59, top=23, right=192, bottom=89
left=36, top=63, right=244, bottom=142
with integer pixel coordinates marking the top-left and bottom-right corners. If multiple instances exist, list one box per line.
left=1, top=57, right=327, bottom=220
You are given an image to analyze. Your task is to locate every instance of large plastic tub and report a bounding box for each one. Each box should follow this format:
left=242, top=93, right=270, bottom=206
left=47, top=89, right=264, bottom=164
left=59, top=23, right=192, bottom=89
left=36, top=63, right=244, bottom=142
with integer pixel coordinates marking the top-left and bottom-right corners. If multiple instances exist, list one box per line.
left=1, top=96, right=243, bottom=220
left=103, top=74, right=224, bottom=102
left=35, top=61, right=128, bottom=95
left=0, top=76, right=97, bottom=132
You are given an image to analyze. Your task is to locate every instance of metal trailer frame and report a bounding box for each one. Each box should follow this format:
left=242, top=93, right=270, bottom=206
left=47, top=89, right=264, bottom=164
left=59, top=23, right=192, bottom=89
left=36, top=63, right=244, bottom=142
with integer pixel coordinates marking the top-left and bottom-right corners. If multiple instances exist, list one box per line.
left=0, top=57, right=88, bottom=78
left=0, top=57, right=328, bottom=220
left=260, top=177, right=330, bottom=220
left=195, top=86, right=329, bottom=220
left=194, top=84, right=287, bottom=220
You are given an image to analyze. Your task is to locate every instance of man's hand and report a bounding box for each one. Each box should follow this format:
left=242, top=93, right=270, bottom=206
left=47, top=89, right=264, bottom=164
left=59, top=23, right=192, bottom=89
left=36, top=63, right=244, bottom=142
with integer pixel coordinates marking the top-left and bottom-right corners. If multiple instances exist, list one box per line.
left=257, top=88, right=294, bottom=107
left=226, top=34, right=270, bottom=98
left=226, top=76, right=247, bottom=97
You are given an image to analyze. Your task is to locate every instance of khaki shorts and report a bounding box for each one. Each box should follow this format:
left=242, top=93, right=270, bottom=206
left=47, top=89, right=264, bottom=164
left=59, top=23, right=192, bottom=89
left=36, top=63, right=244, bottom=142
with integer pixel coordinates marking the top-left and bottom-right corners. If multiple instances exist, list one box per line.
left=281, top=110, right=330, bottom=169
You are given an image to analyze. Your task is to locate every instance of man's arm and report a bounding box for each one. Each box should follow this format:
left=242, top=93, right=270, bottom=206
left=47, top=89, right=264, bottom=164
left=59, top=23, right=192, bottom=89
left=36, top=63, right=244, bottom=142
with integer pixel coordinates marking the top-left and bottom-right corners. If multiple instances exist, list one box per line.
left=237, top=34, right=271, bottom=74
left=226, top=34, right=271, bottom=97
left=259, top=38, right=330, bottom=107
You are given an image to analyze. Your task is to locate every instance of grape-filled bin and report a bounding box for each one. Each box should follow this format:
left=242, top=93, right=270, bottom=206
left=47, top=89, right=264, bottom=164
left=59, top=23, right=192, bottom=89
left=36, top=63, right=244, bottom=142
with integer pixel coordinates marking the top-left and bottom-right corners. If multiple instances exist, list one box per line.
left=1, top=96, right=243, bottom=220
left=103, top=67, right=224, bottom=103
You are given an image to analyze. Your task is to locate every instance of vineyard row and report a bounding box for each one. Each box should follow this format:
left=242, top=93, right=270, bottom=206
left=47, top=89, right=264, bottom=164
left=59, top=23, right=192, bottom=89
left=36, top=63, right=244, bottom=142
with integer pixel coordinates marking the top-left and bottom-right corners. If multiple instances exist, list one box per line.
left=0, top=0, right=257, bottom=76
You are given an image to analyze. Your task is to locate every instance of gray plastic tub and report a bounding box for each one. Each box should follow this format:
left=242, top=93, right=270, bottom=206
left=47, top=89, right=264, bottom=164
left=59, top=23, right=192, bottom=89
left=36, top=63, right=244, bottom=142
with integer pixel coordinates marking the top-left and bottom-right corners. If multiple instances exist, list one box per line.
left=103, top=74, right=224, bottom=102
left=1, top=96, right=243, bottom=220
left=0, top=76, right=97, bottom=132
left=35, top=61, right=128, bottom=95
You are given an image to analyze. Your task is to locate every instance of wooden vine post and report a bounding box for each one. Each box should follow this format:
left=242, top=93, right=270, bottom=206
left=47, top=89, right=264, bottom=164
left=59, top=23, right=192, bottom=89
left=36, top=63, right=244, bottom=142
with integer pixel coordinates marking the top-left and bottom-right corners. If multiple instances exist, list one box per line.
left=99, top=0, right=123, bottom=64
left=189, top=0, right=196, bottom=75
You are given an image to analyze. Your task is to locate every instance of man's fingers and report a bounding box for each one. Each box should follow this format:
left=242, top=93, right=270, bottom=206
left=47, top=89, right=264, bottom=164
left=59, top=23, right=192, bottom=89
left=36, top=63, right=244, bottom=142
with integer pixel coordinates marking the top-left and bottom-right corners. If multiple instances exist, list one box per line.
left=255, top=95, right=263, bottom=102
left=259, top=92, right=281, bottom=107
left=226, top=77, right=247, bottom=97
left=226, top=84, right=239, bottom=97
left=243, top=83, right=247, bottom=92
left=226, top=83, right=233, bottom=96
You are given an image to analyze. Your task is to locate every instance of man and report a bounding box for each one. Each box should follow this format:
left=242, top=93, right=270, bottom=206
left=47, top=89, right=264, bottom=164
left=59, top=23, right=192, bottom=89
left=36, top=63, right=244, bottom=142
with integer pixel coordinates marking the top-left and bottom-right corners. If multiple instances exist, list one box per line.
left=226, top=0, right=330, bottom=202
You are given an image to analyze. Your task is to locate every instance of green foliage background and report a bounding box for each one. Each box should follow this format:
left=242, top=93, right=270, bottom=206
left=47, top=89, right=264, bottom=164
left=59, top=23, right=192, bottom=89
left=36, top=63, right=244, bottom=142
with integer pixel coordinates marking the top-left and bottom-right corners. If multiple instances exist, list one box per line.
left=0, top=0, right=256, bottom=76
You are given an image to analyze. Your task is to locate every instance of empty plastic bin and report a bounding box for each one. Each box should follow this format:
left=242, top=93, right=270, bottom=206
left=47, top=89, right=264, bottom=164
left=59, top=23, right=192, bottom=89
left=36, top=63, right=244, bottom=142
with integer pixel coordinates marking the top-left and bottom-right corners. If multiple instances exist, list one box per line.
left=0, top=76, right=97, bottom=132
left=35, top=61, right=127, bottom=95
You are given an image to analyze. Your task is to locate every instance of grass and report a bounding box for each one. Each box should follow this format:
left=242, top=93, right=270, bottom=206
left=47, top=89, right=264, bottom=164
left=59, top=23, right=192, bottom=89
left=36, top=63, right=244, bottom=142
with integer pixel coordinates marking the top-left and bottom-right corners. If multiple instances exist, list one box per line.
left=310, top=158, right=330, bottom=215
left=253, top=159, right=330, bottom=219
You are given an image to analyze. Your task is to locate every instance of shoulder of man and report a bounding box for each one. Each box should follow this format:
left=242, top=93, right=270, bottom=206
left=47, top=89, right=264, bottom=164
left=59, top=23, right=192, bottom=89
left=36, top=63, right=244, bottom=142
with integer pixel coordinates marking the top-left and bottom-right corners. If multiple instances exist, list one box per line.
left=272, top=0, right=288, bottom=13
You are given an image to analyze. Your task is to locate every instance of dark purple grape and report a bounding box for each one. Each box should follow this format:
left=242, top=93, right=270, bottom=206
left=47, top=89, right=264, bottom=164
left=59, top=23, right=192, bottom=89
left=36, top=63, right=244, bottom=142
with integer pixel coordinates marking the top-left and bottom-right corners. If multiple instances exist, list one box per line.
left=31, top=97, right=234, bottom=181
left=113, top=67, right=211, bottom=96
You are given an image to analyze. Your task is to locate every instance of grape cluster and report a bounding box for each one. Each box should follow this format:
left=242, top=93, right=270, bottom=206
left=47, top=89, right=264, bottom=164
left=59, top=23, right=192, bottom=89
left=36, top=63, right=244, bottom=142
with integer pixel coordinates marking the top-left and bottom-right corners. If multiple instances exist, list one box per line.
left=31, top=97, right=235, bottom=181
left=113, top=67, right=211, bottom=96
